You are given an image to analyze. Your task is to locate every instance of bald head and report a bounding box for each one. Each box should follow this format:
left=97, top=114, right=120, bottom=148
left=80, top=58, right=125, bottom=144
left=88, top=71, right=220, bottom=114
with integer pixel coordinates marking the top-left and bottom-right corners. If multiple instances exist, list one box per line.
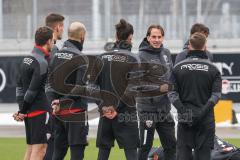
left=68, top=22, right=86, bottom=42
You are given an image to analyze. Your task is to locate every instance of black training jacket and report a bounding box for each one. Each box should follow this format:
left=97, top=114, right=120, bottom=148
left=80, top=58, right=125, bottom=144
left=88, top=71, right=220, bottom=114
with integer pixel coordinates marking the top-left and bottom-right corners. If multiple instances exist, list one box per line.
left=169, top=50, right=222, bottom=123
left=46, top=40, right=87, bottom=110
left=97, top=41, right=138, bottom=113
left=136, top=39, right=173, bottom=113
left=16, top=46, right=50, bottom=113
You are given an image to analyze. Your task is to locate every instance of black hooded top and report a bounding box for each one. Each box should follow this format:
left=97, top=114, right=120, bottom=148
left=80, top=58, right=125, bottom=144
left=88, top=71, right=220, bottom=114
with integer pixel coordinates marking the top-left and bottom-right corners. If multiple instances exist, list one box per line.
left=136, top=38, right=174, bottom=113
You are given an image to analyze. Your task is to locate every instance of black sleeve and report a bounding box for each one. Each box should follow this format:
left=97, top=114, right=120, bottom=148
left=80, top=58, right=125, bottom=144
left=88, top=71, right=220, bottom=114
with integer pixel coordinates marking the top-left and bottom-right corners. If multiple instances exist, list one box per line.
left=169, top=55, right=174, bottom=72
left=16, top=73, right=24, bottom=111
left=24, top=62, right=43, bottom=103
left=21, top=61, right=47, bottom=113
left=91, top=55, right=105, bottom=106
left=45, top=83, right=60, bottom=104
left=45, top=54, right=62, bottom=104
left=80, top=55, right=103, bottom=106
left=167, top=69, right=185, bottom=114
left=167, top=50, right=174, bottom=85
left=67, top=65, right=88, bottom=108
left=199, top=70, right=222, bottom=118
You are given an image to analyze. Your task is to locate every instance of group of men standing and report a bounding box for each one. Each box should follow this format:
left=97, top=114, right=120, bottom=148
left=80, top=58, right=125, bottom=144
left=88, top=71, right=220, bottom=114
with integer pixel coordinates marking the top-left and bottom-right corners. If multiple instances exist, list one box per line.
left=13, top=12, right=221, bottom=160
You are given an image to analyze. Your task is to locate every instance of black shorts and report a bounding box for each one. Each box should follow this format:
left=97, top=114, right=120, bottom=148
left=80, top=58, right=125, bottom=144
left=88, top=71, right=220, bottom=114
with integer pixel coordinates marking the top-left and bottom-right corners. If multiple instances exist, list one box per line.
left=96, top=114, right=139, bottom=149
left=177, top=122, right=215, bottom=149
left=54, top=115, right=89, bottom=146
left=24, top=112, right=51, bottom=145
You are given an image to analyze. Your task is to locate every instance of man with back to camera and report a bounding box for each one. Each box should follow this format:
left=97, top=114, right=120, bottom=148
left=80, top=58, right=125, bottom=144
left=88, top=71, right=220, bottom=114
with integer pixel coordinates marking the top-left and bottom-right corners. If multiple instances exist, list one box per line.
left=169, top=32, right=222, bottom=160
left=44, top=12, right=65, bottom=160
left=175, top=23, right=213, bottom=65
left=49, top=22, right=88, bottom=160
left=96, top=19, right=139, bottom=160
left=13, top=26, right=54, bottom=160
left=137, top=24, right=176, bottom=160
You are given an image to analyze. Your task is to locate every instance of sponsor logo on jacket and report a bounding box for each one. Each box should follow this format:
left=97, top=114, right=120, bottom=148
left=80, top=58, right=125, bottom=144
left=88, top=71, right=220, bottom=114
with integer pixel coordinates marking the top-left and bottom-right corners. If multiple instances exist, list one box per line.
left=23, top=58, right=33, bottom=65
left=181, top=63, right=209, bottom=71
left=55, top=52, right=73, bottom=60
left=102, top=55, right=127, bottom=62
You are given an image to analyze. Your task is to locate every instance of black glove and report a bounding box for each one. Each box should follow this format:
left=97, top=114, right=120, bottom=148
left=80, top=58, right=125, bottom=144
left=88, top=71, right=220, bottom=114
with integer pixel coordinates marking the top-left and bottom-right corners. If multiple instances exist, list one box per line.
left=173, top=99, right=192, bottom=124
left=189, top=101, right=215, bottom=127
left=173, top=99, right=185, bottom=114
left=189, top=112, right=202, bottom=127
left=198, top=101, right=215, bottom=122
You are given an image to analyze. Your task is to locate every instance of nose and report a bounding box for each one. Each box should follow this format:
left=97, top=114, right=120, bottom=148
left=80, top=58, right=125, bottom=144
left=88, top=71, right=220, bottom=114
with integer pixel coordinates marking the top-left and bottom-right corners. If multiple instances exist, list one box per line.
left=155, top=37, right=161, bottom=42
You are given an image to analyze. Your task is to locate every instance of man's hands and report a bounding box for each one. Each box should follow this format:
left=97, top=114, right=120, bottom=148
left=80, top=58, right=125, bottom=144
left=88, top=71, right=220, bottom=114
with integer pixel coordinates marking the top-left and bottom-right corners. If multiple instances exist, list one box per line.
left=188, top=101, right=215, bottom=127
left=160, top=83, right=171, bottom=93
left=160, top=83, right=169, bottom=92
left=13, top=112, right=25, bottom=122
left=102, top=106, right=117, bottom=119
left=51, top=99, right=60, bottom=115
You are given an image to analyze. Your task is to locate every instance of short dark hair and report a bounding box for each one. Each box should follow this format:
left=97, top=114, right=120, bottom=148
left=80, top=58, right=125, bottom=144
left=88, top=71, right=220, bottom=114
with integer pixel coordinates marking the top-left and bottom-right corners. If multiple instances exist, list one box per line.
left=146, top=24, right=165, bottom=37
left=189, top=32, right=206, bottom=50
left=35, top=26, right=53, bottom=46
left=45, top=13, right=65, bottom=28
left=115, top=19, right=134, bottom=41
left=190, top=23, right=209, bottom=36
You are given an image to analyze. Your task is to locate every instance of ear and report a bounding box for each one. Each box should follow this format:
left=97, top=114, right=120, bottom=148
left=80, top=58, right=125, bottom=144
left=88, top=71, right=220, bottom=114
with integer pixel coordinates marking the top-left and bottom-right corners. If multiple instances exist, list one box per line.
left=188, top=44, right=193, bottom=50
left=55, top=24, right=59, bottom=33
left=203, top=44, right=207, bottom=51
left=79, top=31, right=85, bottom=42
left=47, top=38, right=53, bottom=46
left=127, top=34, right=133, bottom=43
left=147, top=35, right=150, bottom=42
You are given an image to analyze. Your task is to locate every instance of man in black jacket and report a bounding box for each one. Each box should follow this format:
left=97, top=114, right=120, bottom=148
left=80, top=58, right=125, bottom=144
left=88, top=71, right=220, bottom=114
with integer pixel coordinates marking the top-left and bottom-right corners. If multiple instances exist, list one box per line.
left=13, top=26, right=54, bottom=160
left=96, top=19, right=139, bottom=160
left=44, top=12, right=65, bottom=160
left=169, top=32, right=222, bottom=160
left=137, top=25, right=176, bottom=160
left=175, top=23, right=213, bottom=65
left=49, top=22, right=88, bottom=160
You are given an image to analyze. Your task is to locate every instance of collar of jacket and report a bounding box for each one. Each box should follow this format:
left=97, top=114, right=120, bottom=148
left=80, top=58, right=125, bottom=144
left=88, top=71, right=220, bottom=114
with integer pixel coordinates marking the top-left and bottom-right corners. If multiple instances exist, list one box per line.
left=103, top=41, right=132, bottom=51
left=65, top=39, right=83, bottom=51
left=187, top=50, right=208, bottom=59
left=114, top=40, right=132, bottom=51
left=33, top=45, right=49, bottom=57
left=139, top=38, right=163, bottom=53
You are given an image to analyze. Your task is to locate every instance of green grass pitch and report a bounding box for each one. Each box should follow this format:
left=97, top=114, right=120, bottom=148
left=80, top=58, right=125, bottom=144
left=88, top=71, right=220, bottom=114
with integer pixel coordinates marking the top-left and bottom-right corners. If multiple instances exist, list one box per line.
left=0, top=138, right=240, bottom=160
